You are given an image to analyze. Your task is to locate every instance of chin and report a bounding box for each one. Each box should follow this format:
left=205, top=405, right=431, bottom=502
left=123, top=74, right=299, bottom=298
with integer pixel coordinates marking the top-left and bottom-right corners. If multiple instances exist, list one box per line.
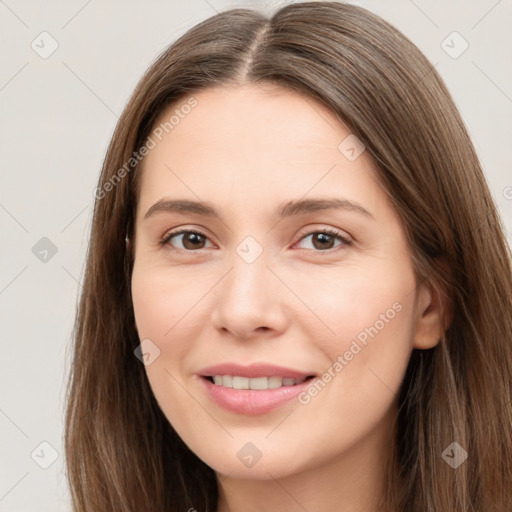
left=192, top=438, right=316, bottom=481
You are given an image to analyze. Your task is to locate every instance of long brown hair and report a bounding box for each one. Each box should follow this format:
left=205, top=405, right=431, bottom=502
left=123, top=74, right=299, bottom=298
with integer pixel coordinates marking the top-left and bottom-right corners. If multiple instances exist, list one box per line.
left=64, top=2, right=512, bottom=510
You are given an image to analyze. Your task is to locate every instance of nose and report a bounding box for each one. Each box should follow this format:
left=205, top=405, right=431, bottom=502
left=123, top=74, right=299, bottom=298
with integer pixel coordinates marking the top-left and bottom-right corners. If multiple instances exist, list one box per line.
left=210, top=253, right=289, bottom=341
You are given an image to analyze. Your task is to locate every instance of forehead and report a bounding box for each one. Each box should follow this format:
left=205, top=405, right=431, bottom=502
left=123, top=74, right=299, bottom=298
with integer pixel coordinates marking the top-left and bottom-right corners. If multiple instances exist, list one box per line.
left=136, top=83, right=387, bottom=217
left=150, top=83, right=351, bottom=157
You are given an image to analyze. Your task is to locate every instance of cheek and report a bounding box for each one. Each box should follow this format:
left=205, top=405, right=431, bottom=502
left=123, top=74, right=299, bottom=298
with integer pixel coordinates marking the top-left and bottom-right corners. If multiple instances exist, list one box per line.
left=287, top=300, right=415, bottom=474
left=131, top=264, right=203, bottom=431
left=291, top=262, right=417, bottom=401
left=130, top=263, right=197, bottom=411
left=131, top=261, right=206, bottom=342
left=130, top=261, right=219, bottom=392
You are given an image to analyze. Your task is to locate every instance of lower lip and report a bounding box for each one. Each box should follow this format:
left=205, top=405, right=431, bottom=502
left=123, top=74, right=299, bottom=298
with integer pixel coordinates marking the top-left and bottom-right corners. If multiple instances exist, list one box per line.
left=199, top=376, right=316, bottom=415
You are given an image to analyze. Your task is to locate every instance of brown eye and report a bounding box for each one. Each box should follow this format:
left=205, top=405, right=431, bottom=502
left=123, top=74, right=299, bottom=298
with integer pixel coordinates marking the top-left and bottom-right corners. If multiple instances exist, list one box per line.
left=296, top=229, right=351, bottom=252
left=162, top=230, right=211, bottom=251
left=312, top=233, right=336, bottom=250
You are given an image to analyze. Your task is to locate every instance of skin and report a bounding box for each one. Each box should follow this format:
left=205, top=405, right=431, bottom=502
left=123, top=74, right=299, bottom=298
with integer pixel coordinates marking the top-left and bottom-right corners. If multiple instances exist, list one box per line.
left=130, top=83, right=447, bottom=512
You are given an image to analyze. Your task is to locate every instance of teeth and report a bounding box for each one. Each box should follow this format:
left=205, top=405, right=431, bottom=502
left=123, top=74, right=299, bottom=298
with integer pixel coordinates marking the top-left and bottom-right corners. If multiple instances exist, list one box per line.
left=268, top=376, right=283, bottom=389
left=232, top=376, right=249, bottom=389
left=211, top=375, right=307, bottom=390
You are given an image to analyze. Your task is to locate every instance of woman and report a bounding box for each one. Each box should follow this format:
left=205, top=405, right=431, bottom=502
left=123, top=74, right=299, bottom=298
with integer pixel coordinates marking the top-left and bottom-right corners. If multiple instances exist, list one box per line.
left=64, top=2, right=512, bottom=511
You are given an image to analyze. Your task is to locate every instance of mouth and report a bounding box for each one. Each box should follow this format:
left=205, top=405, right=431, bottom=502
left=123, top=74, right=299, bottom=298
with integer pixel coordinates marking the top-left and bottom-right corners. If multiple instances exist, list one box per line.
left=203, top=374, right=316, bottom=390
left=197, top=362, right=318, bottom=414
left=199, top=373, right=318, bottom=415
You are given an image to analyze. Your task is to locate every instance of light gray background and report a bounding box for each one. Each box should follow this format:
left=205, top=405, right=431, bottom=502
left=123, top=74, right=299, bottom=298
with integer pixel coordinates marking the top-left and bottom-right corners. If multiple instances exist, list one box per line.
left=0, top=0, right=510, bottom=510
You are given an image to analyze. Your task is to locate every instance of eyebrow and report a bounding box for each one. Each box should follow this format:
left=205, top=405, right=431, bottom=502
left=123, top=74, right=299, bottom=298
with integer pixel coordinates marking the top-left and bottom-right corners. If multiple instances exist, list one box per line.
left=144, top=197, right=375, bottom=221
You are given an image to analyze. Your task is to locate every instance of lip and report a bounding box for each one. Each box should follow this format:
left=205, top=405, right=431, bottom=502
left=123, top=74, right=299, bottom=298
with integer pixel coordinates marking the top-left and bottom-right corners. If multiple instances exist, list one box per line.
left=197, top=362, right=317, bottom=415
left=199, top=374, right=316, bottom=415
left=198, top=362, right=315, bottom=380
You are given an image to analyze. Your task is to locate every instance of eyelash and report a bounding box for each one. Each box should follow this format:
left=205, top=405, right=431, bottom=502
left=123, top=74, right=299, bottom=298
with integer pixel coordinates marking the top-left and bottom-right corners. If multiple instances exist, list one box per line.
left=159, top=228, right=352, bottom=253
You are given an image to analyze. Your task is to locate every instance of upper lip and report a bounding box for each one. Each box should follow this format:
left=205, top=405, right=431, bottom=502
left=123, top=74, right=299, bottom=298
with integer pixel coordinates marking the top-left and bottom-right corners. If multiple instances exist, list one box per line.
left=198, top=362, right=316, bottom=379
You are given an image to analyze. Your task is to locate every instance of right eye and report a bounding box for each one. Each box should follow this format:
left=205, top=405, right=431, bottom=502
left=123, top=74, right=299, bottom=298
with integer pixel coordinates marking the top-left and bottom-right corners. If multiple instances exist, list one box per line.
left=160, top=229, right=214, bottom=251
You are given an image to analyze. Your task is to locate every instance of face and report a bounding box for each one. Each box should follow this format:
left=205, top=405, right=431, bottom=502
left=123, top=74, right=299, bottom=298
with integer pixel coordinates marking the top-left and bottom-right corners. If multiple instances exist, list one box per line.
left=131, top=83, right=434, bottom=481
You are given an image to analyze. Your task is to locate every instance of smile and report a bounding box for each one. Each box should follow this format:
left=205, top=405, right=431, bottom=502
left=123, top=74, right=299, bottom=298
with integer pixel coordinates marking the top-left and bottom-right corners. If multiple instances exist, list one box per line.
left=199, top=375, right=317, bottom=415
left=208, top=375, right=310, bottom=389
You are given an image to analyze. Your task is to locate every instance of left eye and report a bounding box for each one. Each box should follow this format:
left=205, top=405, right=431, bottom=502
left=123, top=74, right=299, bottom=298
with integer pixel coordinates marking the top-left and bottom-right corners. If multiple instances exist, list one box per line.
left=296, top=229, right=351, bottom=251
left=161, top=229, right=351, bottom=252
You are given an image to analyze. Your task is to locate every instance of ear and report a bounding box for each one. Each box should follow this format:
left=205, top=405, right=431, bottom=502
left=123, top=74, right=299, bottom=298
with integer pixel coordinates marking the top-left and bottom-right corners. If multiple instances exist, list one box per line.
left=412, top=279, right=453, bottom=349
